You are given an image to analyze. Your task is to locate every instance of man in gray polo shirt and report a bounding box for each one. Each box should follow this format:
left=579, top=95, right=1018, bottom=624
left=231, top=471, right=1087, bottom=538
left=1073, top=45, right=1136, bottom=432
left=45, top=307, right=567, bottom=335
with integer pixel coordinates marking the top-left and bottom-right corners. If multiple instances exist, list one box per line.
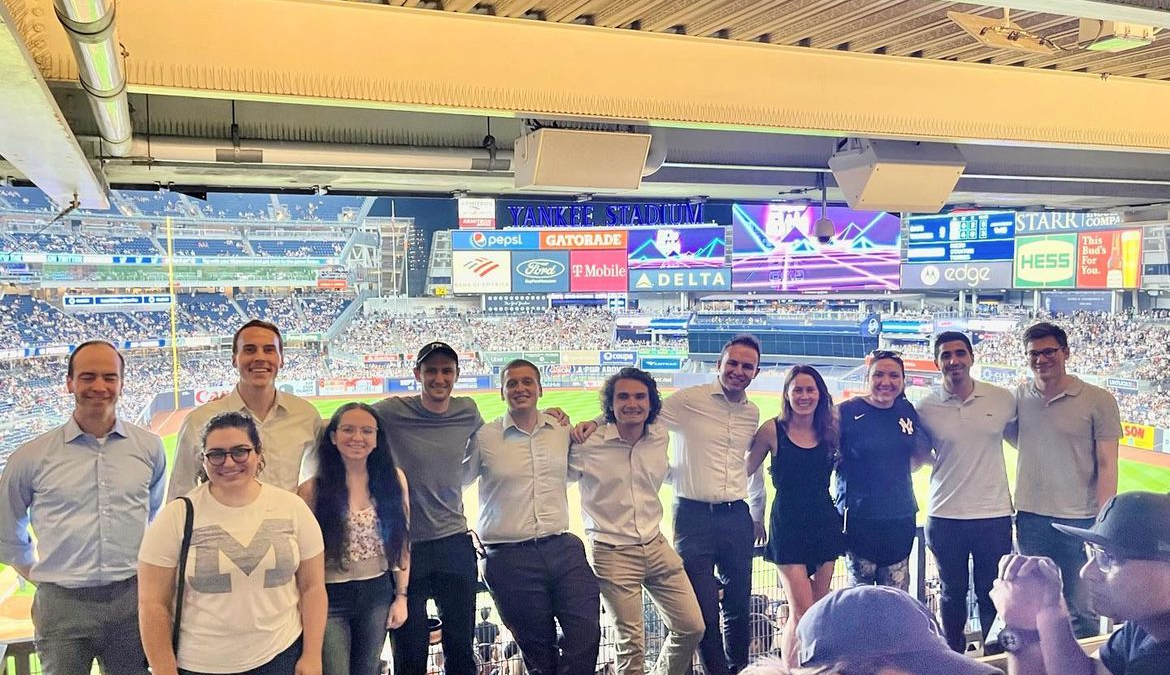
left=916, top=331, right=1016, bottom=653
left=1012, top=321, right=1121, bottom=639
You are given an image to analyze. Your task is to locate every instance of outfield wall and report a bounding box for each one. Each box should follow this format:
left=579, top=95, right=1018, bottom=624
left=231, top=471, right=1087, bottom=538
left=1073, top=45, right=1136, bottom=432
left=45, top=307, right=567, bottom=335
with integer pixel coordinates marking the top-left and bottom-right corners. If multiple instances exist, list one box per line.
left=138, top=370, right=1170, bottom=456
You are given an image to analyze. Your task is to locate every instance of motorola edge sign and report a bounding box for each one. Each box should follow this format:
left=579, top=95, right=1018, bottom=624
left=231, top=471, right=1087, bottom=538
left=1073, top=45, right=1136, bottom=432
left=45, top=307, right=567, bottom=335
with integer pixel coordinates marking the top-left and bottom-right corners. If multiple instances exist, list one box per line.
left=899, top=262, right=1014, bottom=289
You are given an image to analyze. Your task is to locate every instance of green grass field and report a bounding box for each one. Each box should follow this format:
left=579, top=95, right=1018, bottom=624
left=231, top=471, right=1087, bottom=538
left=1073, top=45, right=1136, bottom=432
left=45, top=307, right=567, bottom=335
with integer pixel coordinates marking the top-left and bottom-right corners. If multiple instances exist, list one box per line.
left=159, top=388, right=1170, bottom=539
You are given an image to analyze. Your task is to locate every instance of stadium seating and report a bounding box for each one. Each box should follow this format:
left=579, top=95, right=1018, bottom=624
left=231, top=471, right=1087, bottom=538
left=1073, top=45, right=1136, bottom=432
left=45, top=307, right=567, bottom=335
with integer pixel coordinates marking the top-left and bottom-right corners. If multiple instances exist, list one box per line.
left=249, top=239, right=344, bottom=257
left=170, top=237, right=249, bottom=256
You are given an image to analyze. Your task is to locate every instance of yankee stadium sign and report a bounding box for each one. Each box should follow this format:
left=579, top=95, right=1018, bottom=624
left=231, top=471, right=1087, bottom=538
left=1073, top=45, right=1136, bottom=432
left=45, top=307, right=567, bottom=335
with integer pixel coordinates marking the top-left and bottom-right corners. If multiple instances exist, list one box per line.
left=506, top=202, right=705, bottom=227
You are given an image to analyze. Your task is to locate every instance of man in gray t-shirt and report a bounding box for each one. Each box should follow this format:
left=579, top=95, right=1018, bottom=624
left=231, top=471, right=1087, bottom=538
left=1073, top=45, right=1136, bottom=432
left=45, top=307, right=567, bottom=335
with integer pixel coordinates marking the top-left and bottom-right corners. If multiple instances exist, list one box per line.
left=373, top=342, right=484, bottom=675
left=1013, top=322, right=1121, bottom=639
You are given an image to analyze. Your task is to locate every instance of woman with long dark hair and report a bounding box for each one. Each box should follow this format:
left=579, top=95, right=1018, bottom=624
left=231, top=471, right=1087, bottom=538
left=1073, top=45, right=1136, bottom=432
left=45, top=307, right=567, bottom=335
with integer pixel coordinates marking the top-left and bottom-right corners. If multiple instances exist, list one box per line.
left=835, top=351, right=928, bottom=592
left=298, top=403, right=410, bottom=675
left=746, top=365, right=844, bottom=666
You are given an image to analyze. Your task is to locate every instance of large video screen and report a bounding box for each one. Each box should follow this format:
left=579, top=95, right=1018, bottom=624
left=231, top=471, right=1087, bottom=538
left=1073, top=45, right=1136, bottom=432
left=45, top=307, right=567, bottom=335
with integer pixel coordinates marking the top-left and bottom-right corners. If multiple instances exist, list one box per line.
left=730, top=204, right=900, bottom=292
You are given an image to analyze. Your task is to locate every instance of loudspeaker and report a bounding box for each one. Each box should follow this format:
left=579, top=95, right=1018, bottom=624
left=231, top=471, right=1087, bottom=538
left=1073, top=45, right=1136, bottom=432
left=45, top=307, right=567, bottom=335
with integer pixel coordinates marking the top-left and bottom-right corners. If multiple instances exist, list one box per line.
left=513, top=129, right=652, bottom=193
left=828, top=139, right=966, bottom=213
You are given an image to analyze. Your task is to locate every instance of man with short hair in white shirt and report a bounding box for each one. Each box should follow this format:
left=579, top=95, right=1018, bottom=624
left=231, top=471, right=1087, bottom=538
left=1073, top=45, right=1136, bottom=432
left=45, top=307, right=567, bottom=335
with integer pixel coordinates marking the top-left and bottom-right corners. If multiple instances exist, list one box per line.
left=168, top=320, right=323, bottom=495
left=464, top=359, right=600, bottom=675
left=570, top=367, right=704, bottom=675
left=575, top=334, right=765, bottom=675
left=916, top=331, right=1016, bottom=654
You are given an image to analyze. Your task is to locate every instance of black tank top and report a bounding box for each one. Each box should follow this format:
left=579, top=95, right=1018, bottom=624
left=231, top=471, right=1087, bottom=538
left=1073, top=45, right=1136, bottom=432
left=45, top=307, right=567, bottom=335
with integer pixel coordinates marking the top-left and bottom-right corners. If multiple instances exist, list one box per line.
left=770, top=418, right=835, bottom=508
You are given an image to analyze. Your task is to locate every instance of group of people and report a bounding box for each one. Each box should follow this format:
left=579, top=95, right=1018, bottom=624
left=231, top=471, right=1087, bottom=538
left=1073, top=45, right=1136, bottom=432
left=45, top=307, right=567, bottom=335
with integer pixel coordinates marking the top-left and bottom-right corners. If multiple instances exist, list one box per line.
left=0, top=316, right=1166, bottom=675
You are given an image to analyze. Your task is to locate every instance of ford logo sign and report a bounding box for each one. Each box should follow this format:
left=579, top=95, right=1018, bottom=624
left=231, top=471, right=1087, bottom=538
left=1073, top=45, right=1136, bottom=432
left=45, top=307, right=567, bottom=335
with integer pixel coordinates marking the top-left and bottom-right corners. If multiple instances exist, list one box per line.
left=516, top=259, right=565, bottom=281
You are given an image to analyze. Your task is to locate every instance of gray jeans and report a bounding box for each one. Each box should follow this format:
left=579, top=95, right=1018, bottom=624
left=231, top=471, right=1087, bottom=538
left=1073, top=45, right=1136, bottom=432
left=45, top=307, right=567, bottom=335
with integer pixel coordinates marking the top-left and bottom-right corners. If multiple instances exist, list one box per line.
left=32, top=576, right=148, bottom=675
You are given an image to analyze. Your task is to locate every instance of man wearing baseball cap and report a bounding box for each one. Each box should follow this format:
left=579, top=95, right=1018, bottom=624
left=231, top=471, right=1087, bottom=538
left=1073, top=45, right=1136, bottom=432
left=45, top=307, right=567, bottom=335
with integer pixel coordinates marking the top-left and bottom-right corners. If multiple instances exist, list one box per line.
left=795, top=585, right=1001, bottom=674
left=992, top=491, right=1170, bottom=675
left=374, top=341, right=484, bottom=675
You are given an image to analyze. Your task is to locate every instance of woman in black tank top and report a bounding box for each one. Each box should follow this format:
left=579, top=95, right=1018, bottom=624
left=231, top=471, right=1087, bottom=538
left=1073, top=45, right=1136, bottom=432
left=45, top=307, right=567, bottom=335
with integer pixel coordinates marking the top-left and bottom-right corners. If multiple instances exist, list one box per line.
left=746, top=365, right=843, bottom=666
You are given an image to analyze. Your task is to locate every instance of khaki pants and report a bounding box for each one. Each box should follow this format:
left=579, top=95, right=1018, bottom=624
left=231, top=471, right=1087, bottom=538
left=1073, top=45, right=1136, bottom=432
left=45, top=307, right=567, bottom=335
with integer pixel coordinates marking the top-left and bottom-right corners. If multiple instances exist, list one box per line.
left=591, top=534, right=704, bottom=675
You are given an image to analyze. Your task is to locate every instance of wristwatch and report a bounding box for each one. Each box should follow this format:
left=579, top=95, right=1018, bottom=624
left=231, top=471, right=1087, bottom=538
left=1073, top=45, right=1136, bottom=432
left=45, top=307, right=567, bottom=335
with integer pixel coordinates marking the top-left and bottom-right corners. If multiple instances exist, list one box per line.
left=998, top=626, right=1041, bottom=653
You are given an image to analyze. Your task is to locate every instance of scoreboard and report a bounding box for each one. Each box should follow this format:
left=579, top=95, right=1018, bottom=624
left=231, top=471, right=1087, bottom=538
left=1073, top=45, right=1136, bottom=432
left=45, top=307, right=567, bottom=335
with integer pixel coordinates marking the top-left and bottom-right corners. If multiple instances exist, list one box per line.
left=906, top=211, right=1015, bottom=263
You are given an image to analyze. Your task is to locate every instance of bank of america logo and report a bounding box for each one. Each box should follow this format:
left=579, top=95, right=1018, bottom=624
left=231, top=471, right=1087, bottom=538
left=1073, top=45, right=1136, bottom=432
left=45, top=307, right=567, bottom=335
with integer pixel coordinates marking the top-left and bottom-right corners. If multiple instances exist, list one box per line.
left=464, top=256, right=500, bottom=277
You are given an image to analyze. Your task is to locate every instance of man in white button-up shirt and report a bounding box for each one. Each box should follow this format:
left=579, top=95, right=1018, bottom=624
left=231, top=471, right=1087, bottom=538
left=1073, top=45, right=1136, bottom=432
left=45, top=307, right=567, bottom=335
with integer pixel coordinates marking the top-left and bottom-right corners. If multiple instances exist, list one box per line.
left=464, top=359, right=600, bottom=675
left=570, top=367, right=704, bottom=675
left=168, top=320, right=323, bottom=496
left=575, top=334, right=765, bottom=675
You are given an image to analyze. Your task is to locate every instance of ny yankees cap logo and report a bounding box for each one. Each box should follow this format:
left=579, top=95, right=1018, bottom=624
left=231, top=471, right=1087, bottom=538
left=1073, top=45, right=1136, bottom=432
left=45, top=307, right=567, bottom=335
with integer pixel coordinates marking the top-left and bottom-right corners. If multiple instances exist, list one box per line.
left=899, top=418, right=914, bottom=435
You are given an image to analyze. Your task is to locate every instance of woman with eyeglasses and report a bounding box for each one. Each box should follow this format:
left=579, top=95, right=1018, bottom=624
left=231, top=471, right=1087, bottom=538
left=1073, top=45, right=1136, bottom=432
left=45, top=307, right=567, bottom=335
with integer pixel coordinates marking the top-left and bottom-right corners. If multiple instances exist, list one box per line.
left=746, top=365, right=844, bottom=667
left=834, top=351, right=930, bottom=591
left=139, top=411, right=327, bottom=675
left=297, top=403, right=410, bottom=675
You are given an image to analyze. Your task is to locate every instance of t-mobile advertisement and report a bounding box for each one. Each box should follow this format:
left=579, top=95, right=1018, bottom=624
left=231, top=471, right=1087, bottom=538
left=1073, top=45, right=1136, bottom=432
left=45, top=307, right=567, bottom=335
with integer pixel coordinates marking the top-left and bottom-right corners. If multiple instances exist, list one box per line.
left=569, top=249, right=628, bottom=292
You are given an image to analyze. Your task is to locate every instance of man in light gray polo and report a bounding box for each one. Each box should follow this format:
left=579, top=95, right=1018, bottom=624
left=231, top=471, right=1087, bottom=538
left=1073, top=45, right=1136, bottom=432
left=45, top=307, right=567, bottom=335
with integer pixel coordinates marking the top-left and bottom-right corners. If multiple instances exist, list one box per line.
left=1012, top=321, right=1121, bottom=639
left=916, top=331, right=1016, bottom=653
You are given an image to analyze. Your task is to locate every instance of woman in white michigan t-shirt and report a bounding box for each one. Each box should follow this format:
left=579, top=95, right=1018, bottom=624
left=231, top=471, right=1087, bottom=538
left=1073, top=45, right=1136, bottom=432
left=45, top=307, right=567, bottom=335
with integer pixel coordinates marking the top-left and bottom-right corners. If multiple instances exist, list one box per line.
left=138, top=411, right=327, bottom=675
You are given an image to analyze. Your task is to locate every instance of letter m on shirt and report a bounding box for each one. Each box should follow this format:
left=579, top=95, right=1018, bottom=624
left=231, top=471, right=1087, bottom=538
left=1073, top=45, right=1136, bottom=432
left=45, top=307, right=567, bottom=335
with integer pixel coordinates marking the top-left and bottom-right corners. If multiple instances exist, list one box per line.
left=190, top=519, right=297, bottom=593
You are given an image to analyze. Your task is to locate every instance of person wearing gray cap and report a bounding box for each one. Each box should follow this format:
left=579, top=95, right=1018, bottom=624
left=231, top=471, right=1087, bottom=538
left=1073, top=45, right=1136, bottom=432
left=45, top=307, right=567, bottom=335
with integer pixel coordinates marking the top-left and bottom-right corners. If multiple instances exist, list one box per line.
left=991, top=491, right=1170, bottom=675
left=795, top=585, right=1001, bottom=674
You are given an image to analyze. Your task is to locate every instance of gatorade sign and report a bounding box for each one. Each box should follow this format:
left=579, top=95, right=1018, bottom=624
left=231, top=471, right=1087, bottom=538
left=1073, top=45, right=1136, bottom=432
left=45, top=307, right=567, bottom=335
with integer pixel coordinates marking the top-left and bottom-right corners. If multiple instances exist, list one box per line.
left=1013, top=234, right=1077, bottom=288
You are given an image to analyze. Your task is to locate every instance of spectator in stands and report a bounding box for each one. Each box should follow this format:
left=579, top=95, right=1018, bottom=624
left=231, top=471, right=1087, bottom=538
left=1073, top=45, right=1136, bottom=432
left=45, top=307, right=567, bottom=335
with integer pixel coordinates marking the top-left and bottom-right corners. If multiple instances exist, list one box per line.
left=373, top=342, right=484, bottom=675
left=1013, top=321, right=1122, bottom=639
left=915, top=331, right=1016, bottom=653
left=473, top=607, right=498, bottom=668
left=574, top=334, right=765, bottom=675
left=746, top=365, right=844, bottom=666
left=835, top=351, right=930, bottom=591
left=0, top=341, right=166, bottom=675
left=793, top=586, right=999, bottom=675
left=168, top=320, right=323, bottom=495
left=992, top=491, right=1170, bottom=675
left=570, top=367, right=705, bottom=675
left=298, top=403, right=411, bottom=675
left=138, top=411, right=327, bottom=675
left=464, top=359, right=601, bottom=675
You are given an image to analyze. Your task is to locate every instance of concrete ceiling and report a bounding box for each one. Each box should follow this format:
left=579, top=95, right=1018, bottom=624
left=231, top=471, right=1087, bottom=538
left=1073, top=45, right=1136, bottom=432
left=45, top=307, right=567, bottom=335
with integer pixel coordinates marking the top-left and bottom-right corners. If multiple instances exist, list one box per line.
left=3, top=0, right=1170, bottom=211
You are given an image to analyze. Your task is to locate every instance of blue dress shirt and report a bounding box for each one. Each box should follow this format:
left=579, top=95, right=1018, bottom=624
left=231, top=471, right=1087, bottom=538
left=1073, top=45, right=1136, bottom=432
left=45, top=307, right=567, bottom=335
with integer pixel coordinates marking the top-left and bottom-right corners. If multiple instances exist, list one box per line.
left=0, top=416, right=167, bottom=587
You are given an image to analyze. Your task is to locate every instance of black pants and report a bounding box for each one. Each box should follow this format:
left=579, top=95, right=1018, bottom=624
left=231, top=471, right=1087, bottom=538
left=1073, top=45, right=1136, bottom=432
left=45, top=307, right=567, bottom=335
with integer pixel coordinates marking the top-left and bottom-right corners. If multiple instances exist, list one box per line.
left=925, top=516, right=1013, bottom=653
left=673, top=498, right=753, bottom=675
left=392, top=532, right=478, bottom=675
left=483, top=533, right=601, bottom=675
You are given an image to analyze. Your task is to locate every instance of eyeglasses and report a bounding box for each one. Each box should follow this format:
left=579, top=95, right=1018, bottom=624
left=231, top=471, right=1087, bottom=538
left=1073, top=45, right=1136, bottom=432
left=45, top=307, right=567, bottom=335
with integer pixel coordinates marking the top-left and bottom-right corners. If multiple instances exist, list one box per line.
left=871, top=349, right=903, bottom=360
left=203, top=445, right=255, bottom=466
left=1086, top=543, right=1124, bottom=573
left=1026, top=347, right=1063, bottom=360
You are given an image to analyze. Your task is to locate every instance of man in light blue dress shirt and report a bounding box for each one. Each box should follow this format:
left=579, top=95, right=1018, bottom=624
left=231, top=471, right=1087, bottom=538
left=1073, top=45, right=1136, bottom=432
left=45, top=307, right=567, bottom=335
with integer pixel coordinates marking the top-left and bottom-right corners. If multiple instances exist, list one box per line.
left=0, top=341, right=167, bottom=675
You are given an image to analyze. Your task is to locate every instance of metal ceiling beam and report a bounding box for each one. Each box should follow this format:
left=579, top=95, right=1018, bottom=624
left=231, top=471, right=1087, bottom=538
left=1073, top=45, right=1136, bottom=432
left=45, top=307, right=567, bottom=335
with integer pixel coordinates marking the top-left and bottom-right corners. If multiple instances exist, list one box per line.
left=990, top=1, right=1170, bottom=29
left=19, top=0, right=1170, bottom=152
left=0, top=0, right=107, bottom=208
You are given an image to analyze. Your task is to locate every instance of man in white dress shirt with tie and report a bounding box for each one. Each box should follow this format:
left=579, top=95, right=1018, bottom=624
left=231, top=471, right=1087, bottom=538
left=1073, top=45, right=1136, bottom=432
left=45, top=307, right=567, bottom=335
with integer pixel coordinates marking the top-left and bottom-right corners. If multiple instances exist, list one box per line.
left=571, top=367, right=704, bottom=675
left=464, top=359, right=600, bottom=675
left=575, top=334, right=765, bottom=675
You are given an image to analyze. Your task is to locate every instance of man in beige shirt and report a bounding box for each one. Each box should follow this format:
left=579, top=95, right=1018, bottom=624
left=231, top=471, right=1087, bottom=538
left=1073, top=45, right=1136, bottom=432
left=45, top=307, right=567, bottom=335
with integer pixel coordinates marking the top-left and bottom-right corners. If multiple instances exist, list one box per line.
left=168, top=320, right=323, bottom=496
left=571, top=367, right=704, bottom=675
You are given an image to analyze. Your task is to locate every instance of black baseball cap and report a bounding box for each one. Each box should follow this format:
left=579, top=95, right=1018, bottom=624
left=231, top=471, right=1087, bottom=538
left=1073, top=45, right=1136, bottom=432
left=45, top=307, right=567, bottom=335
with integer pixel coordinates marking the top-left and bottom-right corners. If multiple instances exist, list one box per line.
left=416, top=341, right=459, bottom=367
left=1053, top=491, right=1170, bottom=563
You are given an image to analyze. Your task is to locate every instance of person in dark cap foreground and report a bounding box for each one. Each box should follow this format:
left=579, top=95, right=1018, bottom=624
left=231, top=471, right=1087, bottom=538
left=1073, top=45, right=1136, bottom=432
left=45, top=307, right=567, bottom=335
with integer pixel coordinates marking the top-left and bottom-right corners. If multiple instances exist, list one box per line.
left=795, top=585, right=1001, bottom=674
left=992, top=490, right=1170, bottom=675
